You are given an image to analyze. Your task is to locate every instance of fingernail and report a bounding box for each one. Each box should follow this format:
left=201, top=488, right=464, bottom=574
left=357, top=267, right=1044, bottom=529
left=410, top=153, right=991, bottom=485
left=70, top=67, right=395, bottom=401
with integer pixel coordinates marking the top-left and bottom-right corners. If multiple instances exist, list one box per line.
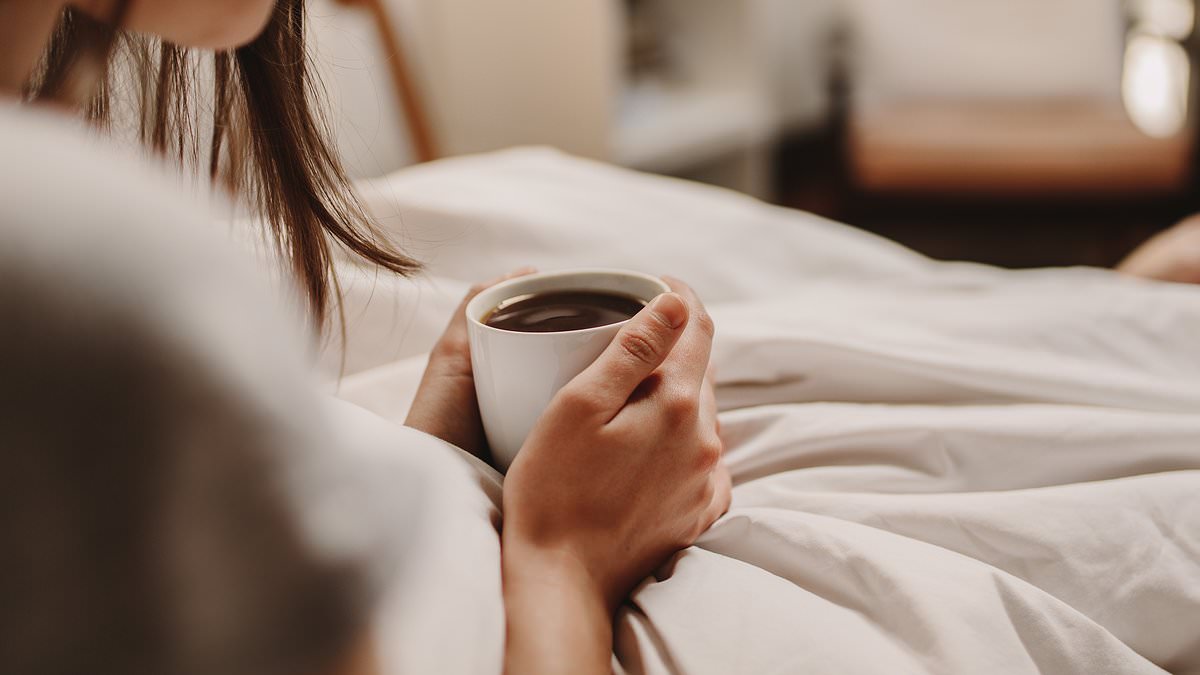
left=649, top=292, right=687, bottom=329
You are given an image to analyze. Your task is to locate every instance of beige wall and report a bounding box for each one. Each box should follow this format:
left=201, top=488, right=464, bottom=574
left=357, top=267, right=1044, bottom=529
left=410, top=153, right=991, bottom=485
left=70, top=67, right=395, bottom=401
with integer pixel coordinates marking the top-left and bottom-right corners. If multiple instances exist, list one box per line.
left=419, top=0, right=622, bottom=160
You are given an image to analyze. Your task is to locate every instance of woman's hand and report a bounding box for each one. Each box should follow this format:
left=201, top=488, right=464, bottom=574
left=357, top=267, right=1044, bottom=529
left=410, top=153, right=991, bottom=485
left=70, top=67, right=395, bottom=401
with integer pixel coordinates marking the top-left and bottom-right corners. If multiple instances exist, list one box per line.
left=405, top=268, right=535, bottom=459
left=1118, top=215, right=1200, bottom=284
left=501, top=278, right=731, bottom=673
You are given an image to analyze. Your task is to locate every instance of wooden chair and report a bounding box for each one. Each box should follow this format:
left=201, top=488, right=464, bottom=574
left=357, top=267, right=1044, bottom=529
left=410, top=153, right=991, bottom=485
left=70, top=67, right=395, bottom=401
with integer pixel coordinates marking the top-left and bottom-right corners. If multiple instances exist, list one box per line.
left=334, top=0, right=438, bottom=163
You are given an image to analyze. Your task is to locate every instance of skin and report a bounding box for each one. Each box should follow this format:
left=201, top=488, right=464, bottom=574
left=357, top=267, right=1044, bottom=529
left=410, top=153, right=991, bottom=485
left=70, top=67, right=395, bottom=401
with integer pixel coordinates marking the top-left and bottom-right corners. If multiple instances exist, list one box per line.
left=1117, top=216, right=1200, bottom=285
left=410, top=275, right=730, bottom=674
left=79, top=0, right=277, bottom=48
left=0, top=2, right=69, bottom=92
left=2, top=3, right=732, bottom=672
left=1, top=0, right=275, bottom=92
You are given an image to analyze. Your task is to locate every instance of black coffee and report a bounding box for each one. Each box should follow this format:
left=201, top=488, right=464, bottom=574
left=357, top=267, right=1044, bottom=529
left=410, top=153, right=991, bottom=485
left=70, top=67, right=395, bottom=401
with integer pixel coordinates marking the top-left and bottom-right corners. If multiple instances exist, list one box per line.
left=484, top=290, right=645, bottom=333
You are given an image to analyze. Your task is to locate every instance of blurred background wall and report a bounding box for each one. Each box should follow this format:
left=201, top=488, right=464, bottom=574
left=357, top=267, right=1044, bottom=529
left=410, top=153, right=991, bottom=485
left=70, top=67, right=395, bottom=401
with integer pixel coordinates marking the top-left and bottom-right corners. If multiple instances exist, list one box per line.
left=309, top=0, right=1200, bottom=268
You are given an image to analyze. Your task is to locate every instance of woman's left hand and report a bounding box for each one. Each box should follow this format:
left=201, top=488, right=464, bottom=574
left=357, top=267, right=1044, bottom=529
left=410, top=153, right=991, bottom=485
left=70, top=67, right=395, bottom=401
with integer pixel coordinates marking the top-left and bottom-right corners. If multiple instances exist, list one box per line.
left=1118, top=215, right=1200, bottom=284
left=405, top=268, right=536, bottom=458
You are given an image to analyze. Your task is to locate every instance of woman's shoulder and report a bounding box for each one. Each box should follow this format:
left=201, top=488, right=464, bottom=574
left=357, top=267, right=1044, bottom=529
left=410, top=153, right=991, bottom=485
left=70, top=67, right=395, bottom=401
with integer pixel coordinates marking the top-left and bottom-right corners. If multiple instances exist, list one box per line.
left=0, top=103, right=296, bottom=322
left=0, top=103, right=220, bottom=234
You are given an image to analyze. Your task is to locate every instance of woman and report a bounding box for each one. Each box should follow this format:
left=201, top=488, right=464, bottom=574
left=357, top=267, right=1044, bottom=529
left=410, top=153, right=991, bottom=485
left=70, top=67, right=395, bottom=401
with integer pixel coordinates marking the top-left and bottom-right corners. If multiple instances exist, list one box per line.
left=0, top=1, right=730, bottom=674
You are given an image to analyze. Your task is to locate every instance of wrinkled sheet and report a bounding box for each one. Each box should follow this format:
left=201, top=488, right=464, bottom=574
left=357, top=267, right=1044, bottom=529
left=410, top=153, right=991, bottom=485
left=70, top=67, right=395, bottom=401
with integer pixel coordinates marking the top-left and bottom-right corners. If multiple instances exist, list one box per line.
left=332, top=148, right=1200, bottom=674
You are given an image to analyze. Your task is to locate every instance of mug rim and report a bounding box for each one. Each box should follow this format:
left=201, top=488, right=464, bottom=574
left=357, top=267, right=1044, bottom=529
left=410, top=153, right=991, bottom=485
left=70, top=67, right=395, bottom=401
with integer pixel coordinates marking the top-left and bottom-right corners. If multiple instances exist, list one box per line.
left=464, top=268, right=671, bottom=337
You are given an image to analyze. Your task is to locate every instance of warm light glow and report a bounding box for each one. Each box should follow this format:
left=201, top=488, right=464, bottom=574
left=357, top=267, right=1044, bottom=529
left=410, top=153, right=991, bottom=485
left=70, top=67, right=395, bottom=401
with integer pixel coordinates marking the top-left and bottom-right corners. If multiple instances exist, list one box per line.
left=1129, top=0, right=1195, bottom=40
left=1122, top=33, right=1190, bottom=138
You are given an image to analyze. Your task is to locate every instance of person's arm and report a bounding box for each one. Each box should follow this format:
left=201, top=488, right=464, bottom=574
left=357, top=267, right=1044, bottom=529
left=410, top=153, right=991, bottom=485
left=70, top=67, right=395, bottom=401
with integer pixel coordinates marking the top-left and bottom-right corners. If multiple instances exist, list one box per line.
left=410, top=277, right=729, bottom=672
left=499, top=281, right=728, bottom=673
left=501, top=544, right=612, bottom=674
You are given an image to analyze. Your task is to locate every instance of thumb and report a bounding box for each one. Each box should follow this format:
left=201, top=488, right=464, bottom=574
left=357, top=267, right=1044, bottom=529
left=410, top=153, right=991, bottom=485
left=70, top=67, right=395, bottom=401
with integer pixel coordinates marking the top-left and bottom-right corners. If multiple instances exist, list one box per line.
left=567, top=292, right=688, bottom=412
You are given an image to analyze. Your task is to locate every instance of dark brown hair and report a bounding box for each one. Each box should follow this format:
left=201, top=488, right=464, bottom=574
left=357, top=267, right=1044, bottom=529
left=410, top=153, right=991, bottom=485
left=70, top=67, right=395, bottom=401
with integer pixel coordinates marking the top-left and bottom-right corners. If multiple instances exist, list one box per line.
left=28, top=0, right=420, bottom=328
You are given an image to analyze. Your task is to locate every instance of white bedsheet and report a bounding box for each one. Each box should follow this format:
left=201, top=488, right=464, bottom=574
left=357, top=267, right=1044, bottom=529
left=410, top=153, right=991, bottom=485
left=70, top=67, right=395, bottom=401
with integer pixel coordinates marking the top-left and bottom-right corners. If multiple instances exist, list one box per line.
left=332, top=148, right=1200, bottom=674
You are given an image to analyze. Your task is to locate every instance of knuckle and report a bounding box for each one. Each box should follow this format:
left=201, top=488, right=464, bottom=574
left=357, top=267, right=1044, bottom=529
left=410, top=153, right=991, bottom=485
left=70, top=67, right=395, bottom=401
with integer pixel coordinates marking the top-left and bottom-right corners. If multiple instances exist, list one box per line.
left=663, top=393, right=699, bottom=425
left=696, top=438, right=723, bottom=471
left=618, top=327, right=664, bottom=366
left=692, top=309, right=716, bottom=337
left=554, top=385, right=597, bottom=414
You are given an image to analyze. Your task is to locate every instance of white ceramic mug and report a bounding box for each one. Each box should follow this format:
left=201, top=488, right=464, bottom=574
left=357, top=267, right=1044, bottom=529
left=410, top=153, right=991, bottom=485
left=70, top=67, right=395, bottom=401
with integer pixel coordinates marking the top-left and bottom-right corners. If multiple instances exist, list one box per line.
left=466, top=269, right=671, bottom=472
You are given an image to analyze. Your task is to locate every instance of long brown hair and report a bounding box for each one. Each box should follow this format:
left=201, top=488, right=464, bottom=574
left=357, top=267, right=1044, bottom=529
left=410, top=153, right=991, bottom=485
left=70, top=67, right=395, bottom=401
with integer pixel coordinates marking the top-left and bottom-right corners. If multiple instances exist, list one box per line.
left=27, top=0, right=420, bottom=328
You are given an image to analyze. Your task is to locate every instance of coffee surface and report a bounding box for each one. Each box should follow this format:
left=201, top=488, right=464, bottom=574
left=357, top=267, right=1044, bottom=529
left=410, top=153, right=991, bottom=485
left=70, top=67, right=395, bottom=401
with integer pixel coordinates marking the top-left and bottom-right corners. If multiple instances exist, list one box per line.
left=484, top=290, right=645, bottom=333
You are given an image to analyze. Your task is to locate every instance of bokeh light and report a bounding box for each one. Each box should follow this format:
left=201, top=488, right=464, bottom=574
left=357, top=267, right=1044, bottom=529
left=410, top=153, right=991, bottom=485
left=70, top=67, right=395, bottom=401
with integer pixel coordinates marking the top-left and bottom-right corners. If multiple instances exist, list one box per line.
left=1122, top=32, right=1191, bottom=138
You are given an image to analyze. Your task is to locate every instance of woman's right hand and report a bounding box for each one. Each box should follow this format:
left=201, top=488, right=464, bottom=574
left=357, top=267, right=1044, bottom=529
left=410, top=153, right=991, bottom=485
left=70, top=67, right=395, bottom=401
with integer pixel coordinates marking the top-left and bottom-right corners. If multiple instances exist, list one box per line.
left=500, top=278, right=730, bottom=672
left=501, top=277, right=730, bottom=614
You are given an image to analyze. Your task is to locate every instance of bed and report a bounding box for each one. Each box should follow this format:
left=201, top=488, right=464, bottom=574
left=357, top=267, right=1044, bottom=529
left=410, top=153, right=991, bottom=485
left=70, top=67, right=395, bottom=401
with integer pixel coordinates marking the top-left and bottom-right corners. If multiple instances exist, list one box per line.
left=322, top=148, right=1200, bottom=674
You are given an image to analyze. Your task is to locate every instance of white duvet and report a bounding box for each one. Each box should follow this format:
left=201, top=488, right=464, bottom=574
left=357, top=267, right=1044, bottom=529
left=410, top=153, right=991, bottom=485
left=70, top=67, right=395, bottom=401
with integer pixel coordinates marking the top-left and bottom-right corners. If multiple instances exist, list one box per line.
left=327, top=149, right=1200, bottom=674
